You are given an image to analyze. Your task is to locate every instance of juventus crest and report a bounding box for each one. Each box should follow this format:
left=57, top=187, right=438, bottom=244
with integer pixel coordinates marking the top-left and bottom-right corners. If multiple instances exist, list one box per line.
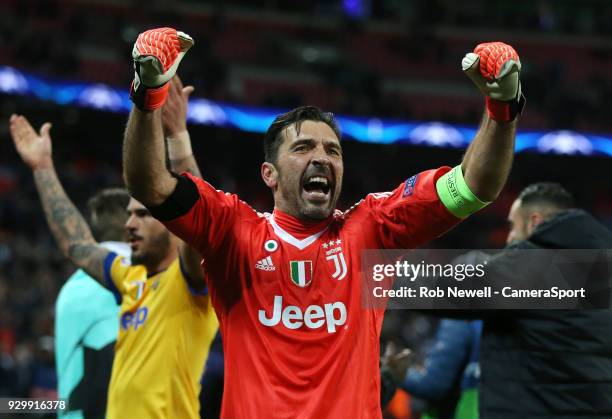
left=322, top=239, right=348, bottom=280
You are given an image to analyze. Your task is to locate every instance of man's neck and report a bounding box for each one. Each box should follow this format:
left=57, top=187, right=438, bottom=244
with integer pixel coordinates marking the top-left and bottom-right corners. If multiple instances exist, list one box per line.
left=146, top=251, right=177, bottom=277
left=272, top=208, right=332, bottom=239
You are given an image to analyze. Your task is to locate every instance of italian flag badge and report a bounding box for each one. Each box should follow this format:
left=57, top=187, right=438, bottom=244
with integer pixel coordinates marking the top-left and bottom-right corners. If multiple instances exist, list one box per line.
left=290, top=260, right=313, bottom=287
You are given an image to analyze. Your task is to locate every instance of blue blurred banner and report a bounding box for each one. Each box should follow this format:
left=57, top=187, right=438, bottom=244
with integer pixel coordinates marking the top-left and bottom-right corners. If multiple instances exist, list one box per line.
left=2, top=65, right=611, bottom=157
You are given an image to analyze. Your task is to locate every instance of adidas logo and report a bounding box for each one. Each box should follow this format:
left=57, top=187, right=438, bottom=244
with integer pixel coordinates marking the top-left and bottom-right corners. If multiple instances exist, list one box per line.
left=255, top=256, right=276, bottom=271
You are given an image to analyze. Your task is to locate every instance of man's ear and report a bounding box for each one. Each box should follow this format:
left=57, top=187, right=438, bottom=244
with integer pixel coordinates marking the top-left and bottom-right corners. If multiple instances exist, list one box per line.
left=261, top=162, right=278, bottom=189
left=527, top=211, right=544, bottom=236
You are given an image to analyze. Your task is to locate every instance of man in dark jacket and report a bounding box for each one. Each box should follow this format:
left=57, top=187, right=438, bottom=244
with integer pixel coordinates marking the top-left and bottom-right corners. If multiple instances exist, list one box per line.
left=477, top=182, right=612, bottom=418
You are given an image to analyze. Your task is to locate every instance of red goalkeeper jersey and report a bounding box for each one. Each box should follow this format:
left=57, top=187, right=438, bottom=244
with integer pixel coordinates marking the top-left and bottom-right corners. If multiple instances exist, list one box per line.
left=151, top=167, right=460, bottom=418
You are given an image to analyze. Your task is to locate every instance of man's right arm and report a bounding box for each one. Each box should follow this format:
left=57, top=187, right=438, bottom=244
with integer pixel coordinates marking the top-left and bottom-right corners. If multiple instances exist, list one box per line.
left=124, top=28, right=240, bottom=259
left=123, top=27, right=194, bottom=207
left=123, top=108, right=177, bottom=207
left=9, top=115, right=110, bottom=282
left=125, top=98, right=236, bottom=258
left=33, top=168, right=110, bottom=280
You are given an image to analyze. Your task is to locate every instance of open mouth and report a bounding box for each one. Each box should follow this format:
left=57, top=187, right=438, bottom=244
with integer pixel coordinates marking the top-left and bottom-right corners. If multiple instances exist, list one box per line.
left=302, top=175, right=332, bottom=203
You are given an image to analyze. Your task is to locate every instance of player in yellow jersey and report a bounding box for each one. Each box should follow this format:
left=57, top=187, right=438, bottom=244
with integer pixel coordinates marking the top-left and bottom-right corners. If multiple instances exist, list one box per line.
left=8, top=77, right=218, bottom=418
left=102, top=198, right=217, bottom=418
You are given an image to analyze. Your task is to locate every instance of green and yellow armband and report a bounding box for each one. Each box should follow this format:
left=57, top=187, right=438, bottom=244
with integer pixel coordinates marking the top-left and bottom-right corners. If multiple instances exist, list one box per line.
left=436, top=165, right=490, bottom=218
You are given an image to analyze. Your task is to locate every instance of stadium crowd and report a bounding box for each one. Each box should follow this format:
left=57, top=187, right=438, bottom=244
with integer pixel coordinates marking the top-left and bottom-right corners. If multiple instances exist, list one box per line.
left=2, top=0, right=612, bottom=131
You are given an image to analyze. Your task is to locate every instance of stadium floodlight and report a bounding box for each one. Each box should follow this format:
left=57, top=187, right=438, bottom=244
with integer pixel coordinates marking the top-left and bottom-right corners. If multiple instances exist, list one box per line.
left=1, top=65, right=611, bottom=157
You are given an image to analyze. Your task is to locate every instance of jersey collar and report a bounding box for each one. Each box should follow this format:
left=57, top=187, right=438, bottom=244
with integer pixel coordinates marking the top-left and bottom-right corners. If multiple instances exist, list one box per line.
left=269, top=209, right=331, bottom=250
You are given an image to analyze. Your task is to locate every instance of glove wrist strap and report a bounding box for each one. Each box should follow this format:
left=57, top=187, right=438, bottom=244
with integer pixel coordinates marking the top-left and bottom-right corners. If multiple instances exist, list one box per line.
left=130, top=80, right=170, bottom=111
left=485, top=93, right=526, bottom=122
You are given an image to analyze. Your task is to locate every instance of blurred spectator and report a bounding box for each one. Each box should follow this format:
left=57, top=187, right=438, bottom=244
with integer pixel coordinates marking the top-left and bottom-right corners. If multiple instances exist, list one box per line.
left=1, top=0, right=612, bottom=131
left=401, top=320, right=481, bottom=419
left=453, top=184, right=612, bottom=418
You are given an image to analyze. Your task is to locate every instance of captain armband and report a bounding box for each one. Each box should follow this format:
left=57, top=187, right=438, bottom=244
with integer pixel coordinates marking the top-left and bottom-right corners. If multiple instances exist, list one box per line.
left=435, top=165, right=490, bottom=218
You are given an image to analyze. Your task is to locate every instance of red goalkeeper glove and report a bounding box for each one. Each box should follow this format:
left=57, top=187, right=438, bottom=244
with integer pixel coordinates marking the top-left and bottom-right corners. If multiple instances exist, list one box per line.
left=462, top=42, right=526, bottom=122
left=129, top=27, right=194, bottom=111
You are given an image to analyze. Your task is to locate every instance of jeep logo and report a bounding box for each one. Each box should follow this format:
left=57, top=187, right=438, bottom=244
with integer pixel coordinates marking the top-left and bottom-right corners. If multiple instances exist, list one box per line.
left=121, top=307, right=148, bottom=331
left=258, top=295, right=347, bottom=333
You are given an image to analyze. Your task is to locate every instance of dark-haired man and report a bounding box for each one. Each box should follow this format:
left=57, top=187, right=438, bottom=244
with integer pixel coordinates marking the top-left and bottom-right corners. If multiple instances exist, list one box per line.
left=10, top=77, right=218, bottom=419
left=123, top=28, right=524, bottom=418
left=475, top=182, right=612, bottom=418
left=506, top=182, right=575, bottom=245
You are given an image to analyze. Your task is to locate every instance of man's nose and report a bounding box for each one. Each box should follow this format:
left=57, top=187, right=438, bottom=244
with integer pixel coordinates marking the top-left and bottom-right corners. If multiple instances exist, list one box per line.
left=311, top=145, right=330, bottom=165
left=125, top=214, right=137, bottom=229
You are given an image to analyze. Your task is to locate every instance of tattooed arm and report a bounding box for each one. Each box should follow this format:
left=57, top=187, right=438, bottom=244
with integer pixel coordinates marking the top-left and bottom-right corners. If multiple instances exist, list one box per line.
left=161, top=76, right=206, bottom=292
left=9, top=115, right=110, bottom=282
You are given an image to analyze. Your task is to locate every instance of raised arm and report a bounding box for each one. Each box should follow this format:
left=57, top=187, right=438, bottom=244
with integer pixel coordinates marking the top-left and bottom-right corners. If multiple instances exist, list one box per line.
left=162, top=76, right=201, bottom=178
left=461, top=113, right=516, bottom=202
left=123, top=107, right=176, bottom=206
left=161, top=76, right=206, bottom=292
left=459, top=42, right=525, bottom=202
left=9, top=115, right=110, bottom=282
left=123, top=28, right=194, bottom=207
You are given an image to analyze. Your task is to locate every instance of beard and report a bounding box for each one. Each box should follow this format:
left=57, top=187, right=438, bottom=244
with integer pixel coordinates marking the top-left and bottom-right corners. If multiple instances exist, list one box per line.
left=277, top=173, right=340, bottom=221
left=300, top=199, right=335, bottom=220
left=130, top=251, right=146, bottom=266
left=130, top=230, right=171, bottom=268
left=275, top=165, right=342, bottom=221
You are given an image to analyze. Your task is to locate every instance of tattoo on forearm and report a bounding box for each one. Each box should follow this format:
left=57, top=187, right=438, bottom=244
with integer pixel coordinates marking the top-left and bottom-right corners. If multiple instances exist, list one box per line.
left=33, top=169, right=105, bottom=278
left=68, top=243, right=95, bottom=260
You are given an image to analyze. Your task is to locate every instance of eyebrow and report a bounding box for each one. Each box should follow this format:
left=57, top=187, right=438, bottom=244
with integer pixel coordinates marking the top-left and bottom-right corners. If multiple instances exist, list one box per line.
left=325, top=140, right=342, bottom=150
left=290, top=138, right=316, bottom=148
left=291, top=138, right=342, bottom=149
left=129, top=208, right=150, bottom=215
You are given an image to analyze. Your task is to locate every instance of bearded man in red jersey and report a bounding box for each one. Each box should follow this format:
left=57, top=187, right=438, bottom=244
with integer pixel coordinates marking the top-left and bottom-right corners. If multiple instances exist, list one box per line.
left=123, top=28, right=524, bottom=418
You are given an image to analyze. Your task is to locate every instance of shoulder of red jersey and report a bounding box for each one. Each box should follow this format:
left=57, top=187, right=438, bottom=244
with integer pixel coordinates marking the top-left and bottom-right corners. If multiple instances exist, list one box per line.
left=186, top=173, right=266, bottom=220
left=332, top=167, right=454, bottom=229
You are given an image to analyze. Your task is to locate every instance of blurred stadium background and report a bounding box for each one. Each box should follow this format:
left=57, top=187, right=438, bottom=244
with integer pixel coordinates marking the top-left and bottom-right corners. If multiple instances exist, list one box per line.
left=0, top=0, right=611, bottom=415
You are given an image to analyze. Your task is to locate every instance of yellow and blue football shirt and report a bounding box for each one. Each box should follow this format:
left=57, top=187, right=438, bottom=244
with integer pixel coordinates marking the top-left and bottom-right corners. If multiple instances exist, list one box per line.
left=56, top=241, right=129, bottom=419
left=103, top=253, right=218, bottom=419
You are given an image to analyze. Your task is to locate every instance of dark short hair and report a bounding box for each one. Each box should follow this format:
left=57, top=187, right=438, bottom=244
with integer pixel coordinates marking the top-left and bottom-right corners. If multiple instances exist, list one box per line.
left=87, top=188, right=130, bottom=242
left=517, top=182, right=574, bottom=211
left=263, top=105, right=341, bottom=164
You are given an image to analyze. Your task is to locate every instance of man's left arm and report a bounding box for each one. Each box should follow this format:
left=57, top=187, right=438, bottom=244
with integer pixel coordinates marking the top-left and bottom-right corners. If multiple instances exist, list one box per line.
left=366, top=43, right=524, bottom=250
left=162, top=76, right=206, bottom=293
left=462, top=42, right=524, bottom=202
left=461, top=114, right=515, bottom=202
left=437, top=42, right=524, bottom=217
